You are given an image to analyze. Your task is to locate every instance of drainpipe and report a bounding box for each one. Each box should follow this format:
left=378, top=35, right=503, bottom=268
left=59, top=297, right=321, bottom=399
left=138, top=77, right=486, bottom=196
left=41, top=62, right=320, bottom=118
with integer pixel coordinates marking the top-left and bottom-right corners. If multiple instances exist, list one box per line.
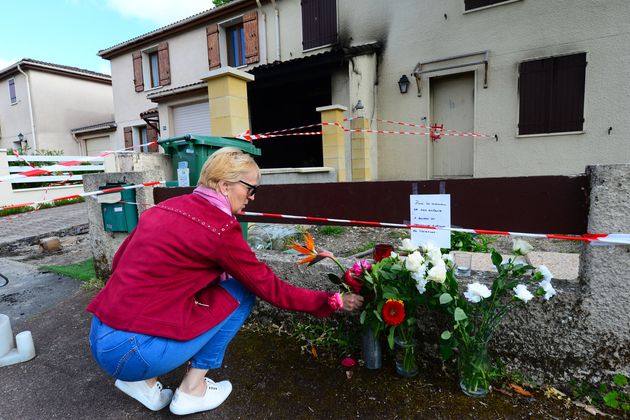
left=71, top=132, right=84, bottom=155
left=256, top=0, right=268, bottom=64
left=16, top=64, right=37, bottom=152
left=271, top=0, right=280, bottom=61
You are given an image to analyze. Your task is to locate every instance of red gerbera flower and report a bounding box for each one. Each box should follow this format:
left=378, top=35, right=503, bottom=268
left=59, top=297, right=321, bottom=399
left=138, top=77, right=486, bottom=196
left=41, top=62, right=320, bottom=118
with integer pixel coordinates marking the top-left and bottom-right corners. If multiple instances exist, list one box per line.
left=382, top=299, right=405, bottom=326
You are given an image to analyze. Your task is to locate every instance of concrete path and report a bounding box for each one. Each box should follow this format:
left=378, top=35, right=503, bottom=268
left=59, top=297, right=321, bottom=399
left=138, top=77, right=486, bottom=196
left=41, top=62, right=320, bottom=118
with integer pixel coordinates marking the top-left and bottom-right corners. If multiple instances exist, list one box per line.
left=0, top=202, right=88, bottom=247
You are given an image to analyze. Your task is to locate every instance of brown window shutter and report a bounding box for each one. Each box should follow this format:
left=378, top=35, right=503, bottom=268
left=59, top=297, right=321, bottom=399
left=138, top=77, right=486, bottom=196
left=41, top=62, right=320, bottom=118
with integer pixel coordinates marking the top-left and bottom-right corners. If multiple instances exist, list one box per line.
left=124, top=127, right=133, bottom=149
left=243, top=11, right=259, bottom=64
left=548, top=53, right=586, bottom=133
left=301, top=0, right=319, bottom=50
left=518, top=58, right=553, bottom=135
left=319, top=0, right=337, bottom=46
left=207, top=24, right=221, bottom=70
left=132, top=51, right=144, bottom=92
left=158, top=42, right=171, bottom=86
left=147, top=125, right=159, bottom=152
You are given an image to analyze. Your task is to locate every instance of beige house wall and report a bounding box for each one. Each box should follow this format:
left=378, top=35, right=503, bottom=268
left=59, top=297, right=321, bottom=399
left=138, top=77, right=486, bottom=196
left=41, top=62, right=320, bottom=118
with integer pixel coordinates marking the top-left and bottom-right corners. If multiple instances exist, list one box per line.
left=28, top=71, right=113, bottom=154
left=337, top=0, right=630, bottom=179
left=0, top=74, right=32, bottom=149
left=0, top=69, right=113, bottom=155
left=107, top=0, right=630, bottom=179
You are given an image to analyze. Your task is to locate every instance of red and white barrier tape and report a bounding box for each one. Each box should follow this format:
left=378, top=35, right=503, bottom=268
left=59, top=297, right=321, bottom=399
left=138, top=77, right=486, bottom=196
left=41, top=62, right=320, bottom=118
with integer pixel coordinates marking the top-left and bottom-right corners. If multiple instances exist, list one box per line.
left=346, top=116, right=495, bottom=139
left=0, top=181, right=164, bottom=213
left=239, top=211, right=630, bottom=246
left=0, top=141, right=160, bottom=183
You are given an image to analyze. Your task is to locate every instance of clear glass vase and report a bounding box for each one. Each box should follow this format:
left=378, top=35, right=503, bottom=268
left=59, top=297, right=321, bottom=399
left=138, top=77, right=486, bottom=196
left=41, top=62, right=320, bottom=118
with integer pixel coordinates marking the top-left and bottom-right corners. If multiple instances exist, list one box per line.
left=394, top=335, right=418, bottom=377
left=458, top=341, right=490, bottom=397
left=361, top=326, right=382, bottom=370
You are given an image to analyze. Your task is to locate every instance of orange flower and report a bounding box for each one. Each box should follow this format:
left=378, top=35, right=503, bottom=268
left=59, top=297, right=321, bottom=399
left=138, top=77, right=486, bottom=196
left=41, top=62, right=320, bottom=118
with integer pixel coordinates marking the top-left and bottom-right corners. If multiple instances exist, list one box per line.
left=382, top=299, right=405, bottom=326
left=289, top=231, right=334, bottom=267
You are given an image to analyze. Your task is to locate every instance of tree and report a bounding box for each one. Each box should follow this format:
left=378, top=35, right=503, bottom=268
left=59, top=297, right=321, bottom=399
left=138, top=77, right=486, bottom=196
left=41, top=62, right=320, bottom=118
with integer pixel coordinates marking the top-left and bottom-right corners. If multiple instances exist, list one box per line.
left=213, top=0, right=235, bottom=7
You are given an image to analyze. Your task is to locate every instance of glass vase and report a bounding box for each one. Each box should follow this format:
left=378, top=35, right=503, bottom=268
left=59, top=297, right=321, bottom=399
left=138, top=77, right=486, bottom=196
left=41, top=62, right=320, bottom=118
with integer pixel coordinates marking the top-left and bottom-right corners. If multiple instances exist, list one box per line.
left=361, top=326, right=382, bottom=370
left=394, top=335, right=418, bottom=377
left=458, top=341, right=490, bottom=397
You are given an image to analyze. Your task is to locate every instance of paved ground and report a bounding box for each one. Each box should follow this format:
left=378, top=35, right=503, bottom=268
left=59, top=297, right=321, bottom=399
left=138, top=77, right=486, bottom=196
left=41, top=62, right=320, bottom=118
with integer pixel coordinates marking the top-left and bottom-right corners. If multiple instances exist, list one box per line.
left=0, top=202, right=88, bottom=247
left=0, top=204, right=593, bottom=419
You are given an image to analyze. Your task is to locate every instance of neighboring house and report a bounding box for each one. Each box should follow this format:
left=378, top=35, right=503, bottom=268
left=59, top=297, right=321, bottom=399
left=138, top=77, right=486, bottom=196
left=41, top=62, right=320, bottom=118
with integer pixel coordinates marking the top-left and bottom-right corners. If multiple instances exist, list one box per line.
left=97, top=0, right=630, bottom=180
left=0, top=59, right=114, bottom=155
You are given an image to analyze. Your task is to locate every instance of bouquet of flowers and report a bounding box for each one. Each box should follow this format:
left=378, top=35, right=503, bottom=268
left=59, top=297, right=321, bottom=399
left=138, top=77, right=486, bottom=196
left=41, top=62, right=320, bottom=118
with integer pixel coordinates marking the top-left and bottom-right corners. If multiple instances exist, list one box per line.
left=427, top=238, right=557, bottom=396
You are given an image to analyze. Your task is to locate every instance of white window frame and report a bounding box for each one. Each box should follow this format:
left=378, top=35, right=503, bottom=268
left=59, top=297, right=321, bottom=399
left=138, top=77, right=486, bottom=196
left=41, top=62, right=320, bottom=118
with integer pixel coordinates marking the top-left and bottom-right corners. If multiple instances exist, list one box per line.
left=218, top=15, right=247, bottom=69
left=141, top=45, right=161, bottom=90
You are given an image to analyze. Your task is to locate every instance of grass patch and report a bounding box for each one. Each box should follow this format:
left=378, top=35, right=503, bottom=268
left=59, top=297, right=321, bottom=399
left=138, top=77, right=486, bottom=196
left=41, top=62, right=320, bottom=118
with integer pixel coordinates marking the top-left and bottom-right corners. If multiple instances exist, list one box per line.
left=318, top=226, right=345, bottom=235
left=351, top=241, right=376, bottom=255
left=0, top=197, right=85, bottom=218
left=39, top=258, right=96, bottom=281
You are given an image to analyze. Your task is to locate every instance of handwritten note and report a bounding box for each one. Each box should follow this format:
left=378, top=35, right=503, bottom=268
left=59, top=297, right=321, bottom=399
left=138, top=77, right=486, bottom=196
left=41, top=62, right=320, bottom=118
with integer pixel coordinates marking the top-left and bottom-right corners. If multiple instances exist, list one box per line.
left=410, top=194, right=451, bottom=249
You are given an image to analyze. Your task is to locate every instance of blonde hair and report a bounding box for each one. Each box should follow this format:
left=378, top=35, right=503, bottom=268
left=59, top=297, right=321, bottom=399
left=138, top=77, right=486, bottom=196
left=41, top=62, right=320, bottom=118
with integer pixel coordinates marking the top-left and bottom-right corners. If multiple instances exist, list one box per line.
left=198, top=147, right=260, bottom=189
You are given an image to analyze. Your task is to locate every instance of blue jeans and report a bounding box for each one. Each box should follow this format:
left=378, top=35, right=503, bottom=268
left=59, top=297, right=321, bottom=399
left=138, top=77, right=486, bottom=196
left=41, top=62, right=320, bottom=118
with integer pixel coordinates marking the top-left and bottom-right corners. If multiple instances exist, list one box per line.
left=89, top=278, right=255, bottom=381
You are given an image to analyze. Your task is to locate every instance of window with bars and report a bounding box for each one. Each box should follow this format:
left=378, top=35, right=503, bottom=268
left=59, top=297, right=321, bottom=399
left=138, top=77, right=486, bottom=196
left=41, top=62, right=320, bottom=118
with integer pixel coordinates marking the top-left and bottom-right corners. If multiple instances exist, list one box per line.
left=518, top=52, right=587, bottom=135
left=8, top=78, right=17, bottom=104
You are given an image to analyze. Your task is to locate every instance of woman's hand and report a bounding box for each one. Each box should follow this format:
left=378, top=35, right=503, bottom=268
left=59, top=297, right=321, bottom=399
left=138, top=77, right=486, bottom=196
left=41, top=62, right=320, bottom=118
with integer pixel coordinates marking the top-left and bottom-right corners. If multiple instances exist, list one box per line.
left=341, top=293, right=364, bottom=312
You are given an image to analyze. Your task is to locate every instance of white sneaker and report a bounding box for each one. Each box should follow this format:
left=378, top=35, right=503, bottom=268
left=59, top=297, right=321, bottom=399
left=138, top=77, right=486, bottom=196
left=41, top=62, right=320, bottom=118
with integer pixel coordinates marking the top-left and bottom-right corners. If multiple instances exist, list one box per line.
left=114, top=379, right=173, bottom=411
left=169, top=377, right=232, bottom=416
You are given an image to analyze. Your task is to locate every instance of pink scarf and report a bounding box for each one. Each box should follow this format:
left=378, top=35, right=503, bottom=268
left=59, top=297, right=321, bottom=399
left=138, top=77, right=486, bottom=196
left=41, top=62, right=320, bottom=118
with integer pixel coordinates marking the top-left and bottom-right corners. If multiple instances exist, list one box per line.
left=193, top=184, right=234, bottom=218
left=193, top=185, right=234, bottom=282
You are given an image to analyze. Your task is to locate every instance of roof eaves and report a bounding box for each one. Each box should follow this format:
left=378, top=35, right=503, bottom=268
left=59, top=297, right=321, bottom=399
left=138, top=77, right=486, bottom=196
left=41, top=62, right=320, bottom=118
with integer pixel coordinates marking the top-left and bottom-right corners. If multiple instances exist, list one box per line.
left=0, top=58, right=111, bottom=82
left=98, top=0, right=257, bottom=59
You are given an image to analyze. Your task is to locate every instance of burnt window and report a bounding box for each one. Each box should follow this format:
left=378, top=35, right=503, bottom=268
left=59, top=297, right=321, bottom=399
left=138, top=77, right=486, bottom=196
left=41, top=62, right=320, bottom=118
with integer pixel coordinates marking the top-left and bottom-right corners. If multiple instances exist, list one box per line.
left=301, top=0, right=337, bottom=50
left=465, top=0, right=515, bottom=11
left=226, top=23, right=246, bottom=67
left=8, top=78, right=16, bottom=104
left=518, top=53, right=587, bottom=135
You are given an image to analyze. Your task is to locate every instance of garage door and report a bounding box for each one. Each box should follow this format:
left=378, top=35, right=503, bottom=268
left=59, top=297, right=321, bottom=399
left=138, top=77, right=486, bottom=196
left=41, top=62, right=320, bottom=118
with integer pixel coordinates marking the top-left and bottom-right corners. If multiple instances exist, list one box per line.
left=85, top=135, right=112, bottom=156
left=172, top=102, right=211, bottom=137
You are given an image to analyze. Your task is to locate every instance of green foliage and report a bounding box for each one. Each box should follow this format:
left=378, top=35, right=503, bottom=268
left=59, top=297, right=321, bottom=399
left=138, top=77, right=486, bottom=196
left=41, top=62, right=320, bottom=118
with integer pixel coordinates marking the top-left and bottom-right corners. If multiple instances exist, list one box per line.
left=318, top=226, right=345, bottom=235
left=292, top=321, right=358, bottom=358
left=0, top=197, right=85, bottom=218
left=212, top=0, right=235, bottom=7
left=39, top=258, right=96, bottom=282
left=450, top=231, right=494, bottom=253
left=571, top=373, right=630, bottom=413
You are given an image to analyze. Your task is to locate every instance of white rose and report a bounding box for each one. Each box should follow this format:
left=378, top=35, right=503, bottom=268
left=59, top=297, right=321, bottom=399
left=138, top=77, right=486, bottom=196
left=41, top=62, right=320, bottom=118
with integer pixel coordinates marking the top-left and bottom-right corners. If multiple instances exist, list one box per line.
left=416, top=278, right=428, bottom=294
left=512, top=238, right=533, bottom=255
left=390, top=251, right=399, bottom=259
left=427, top=264, right=447, bottom=283
left=400, top=238, right=418, bottom=252
left=431, top=257, right=445, bottom=270
left=464, top=282, right=491, bottom=303
left=513, top=284, right=534, bottom=302
left=536, top=265, right=553, bottom=283
left=539, top=281, right=557, bottom=300
left=405, top=251, right=424, bottom=272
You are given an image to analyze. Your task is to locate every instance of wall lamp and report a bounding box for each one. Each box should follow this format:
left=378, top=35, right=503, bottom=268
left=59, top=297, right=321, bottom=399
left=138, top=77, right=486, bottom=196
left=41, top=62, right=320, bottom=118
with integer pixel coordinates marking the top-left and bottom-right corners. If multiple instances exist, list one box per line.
left=398, top=75, right=410, bottom=94
left=17, top=132, right=28, bottom=149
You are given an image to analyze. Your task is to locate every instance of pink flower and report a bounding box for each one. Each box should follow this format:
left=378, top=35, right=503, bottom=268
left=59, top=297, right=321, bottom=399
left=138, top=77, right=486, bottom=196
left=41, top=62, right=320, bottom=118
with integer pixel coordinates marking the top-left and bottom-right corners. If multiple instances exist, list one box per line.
left=360, top=259, right=372, bottom=271
left=351, top=261, right=363, bottom=276
left=328, top=292, right=344, bottom=310
left=341, top=357, right=357, bottom=368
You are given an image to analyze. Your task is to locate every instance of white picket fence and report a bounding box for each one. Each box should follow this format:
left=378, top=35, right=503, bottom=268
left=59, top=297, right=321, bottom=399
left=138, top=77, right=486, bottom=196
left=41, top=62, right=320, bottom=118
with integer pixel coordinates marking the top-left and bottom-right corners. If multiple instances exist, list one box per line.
left=0, top=149, right=104, bottom=207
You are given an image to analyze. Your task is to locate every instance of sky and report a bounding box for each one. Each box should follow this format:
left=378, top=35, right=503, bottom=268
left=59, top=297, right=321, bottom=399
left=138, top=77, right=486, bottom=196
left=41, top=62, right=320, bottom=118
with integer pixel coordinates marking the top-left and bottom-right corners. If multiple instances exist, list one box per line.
left=0, top=0, right=216, bottom=75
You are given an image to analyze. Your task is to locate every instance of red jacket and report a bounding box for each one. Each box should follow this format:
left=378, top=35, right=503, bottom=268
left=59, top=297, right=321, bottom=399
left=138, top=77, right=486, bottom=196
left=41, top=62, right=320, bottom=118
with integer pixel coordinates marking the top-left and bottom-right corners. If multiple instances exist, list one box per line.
left=87, top=194, right=335, bottom=340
